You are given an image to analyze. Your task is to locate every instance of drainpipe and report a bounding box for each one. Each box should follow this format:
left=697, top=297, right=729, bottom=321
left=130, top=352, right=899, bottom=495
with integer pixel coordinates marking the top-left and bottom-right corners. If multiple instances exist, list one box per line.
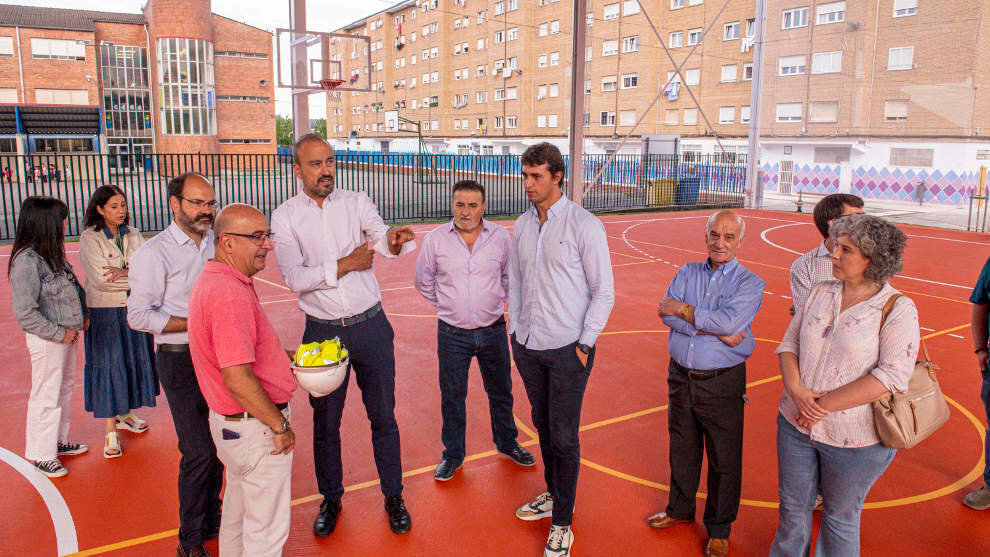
left=864, top=0, right=880, bottom=143
left=145, top=24, right=157, bottom=151
left=15, top=27, right=25, bottom=103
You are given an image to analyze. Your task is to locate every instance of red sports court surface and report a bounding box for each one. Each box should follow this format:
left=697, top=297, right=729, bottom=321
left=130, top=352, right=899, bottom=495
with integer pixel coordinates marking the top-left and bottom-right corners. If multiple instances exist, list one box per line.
left=0, top=209, right=987, bottom=556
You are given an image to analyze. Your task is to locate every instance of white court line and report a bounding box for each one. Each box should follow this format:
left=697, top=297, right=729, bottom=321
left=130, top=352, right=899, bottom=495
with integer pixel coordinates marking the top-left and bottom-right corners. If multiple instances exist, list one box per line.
left=760, top=223, right=974, bottom=290
left=0, top=446, right=77, bottom=555
left=948, top=334, right=965, bottom=339
left=920, top=327, right=934, bottom=331
left=254, top=276, right=291, bottom=292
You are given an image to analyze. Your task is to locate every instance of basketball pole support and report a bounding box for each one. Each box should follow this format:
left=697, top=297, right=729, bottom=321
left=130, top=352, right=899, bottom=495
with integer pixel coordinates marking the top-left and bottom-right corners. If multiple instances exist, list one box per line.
left=289, top=0, right=310, bottom=145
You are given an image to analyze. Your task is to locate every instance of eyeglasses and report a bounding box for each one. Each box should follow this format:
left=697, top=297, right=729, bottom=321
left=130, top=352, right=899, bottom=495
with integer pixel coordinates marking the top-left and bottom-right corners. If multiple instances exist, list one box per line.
left=176, top=196, right=220, bottom=210
left=223, top=231, right=275, bottom=246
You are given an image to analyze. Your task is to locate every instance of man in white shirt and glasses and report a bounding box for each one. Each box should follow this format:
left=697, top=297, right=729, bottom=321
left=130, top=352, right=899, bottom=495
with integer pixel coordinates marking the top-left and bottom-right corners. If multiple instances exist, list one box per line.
left=271, top=134, right=416, bottom=537
left=127, top=172, right=223, bottom=557
left=510, top=142, right=615, bottom=557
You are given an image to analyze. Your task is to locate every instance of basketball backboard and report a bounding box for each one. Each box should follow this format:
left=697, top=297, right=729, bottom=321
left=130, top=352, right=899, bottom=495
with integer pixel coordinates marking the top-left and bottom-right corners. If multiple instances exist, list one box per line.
left=275, top=28, right=372, bottom=94
left=384, top=110, right=398, bottom=133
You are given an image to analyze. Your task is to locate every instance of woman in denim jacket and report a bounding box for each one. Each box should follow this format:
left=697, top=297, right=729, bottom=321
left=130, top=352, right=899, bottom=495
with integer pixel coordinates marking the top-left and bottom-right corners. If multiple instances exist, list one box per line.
left=9, top=197, right=91, bottom=478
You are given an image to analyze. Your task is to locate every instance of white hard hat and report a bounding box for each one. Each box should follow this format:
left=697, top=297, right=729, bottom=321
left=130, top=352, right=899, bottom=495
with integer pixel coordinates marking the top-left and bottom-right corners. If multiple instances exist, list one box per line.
left=292, top=356, right=349, bottom=398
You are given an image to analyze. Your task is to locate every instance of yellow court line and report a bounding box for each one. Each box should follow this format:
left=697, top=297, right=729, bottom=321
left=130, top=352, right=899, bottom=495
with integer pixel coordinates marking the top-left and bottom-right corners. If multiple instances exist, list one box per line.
left=254, top=276, right=291, bottom=291
left=923, top=323, right=970, bottom=340
left=613, top=260, right=659, bottom=268
left=381, top=285, right=416, bottom=292
left=610, top=250, right=655, bottom=263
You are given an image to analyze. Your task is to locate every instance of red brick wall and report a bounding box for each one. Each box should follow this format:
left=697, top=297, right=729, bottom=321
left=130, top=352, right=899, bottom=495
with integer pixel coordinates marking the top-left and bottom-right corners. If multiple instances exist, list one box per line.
left=16, top=28, right=99, bottom=105
left=212, top=15, right=275, bottom=152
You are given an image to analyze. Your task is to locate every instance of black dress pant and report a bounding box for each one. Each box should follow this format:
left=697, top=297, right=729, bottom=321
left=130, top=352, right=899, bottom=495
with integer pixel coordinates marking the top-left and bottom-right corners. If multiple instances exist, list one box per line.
left=156, top=347, right=223, bottom=549
left=306, top=311, right=403, bottom=501
left=511, top=335, right=595, bottom=527
left=665, top=358, right=746, bottom=539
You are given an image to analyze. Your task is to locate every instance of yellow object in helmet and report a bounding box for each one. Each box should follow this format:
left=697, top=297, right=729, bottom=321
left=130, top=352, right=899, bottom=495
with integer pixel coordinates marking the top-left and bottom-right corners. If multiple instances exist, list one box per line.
left=295, top=338, right=348, bottom=367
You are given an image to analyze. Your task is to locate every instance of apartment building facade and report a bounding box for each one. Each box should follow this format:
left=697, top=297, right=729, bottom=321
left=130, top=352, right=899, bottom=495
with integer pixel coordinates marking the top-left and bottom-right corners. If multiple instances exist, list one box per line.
left=0, top=1, right=275, bottom=168
left=326, top=0, right=990, bottom=204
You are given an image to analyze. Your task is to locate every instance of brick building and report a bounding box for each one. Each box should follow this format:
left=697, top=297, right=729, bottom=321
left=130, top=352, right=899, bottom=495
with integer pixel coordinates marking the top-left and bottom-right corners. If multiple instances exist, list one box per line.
left=325, top=0, right=990, bottom=205
left=0, top=1, right=275, bottom=170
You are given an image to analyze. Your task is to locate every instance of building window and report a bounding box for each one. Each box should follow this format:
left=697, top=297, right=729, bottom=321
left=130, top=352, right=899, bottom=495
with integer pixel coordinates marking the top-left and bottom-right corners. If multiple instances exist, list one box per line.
left=507, top=28, right=518, bottom=41
left=495, top=115, right=504, bottom=129
left=817, top=2, right=845, bottom=24
left=665, top=109, right=679, bottom=125
left=604, top=3, right=620, bottom=20
left=620, top=110, right=635, bottom=126
left=718, top=106, right=734, bottom=124
left=215, top=50, right=267, bottom=58
left=812, top=51, right=842, bottom=73
left=740, top=106, right=751, bottom=123
left=623, top=1, right=640, bottom=15
left=890, top=147, right=932, bottom=167
left=0, top=36, right=14, bottom=57
left=495, top=31, right=504, bottom=44
left=884, top=100, right=908, bottom=121
left=689, top=0, right=703, bottom=5
left=548, top=114, right=558, bottom=128
left=782, top=7, right=809, bottom=29
left=603, top=40, right=618, bottom=56
left=549, top=83, right=559, bottom=97
left=602, top=76, right=617, bottom=91
left=888, top=46, right=914, bottom=70
left=218, top=138, right=272, bottom=144
left=100, top=44, right=153, bottom=139
left=743, top=63, right=753, bottom=80
left=0, top=137, right=16, bottom=151
left=35, top=89, right=89, bottom=104
left=893, top=0, right=918, bottom=17
left=0, top=88, right=17, bottom=103
left=671, top=0, right=685, bottom=9
left=621, top=73, right=638, bottom=89
left=157, top=37, right=217, bottom=136
left=669, top=32, right=683, bottom=48
left=34, top=137, right=95, bottom=152
left=809, top=101, right=839, bottom=123
left=724, top=22, right=739, bottom=40
left=216, top=95, right=270, bottom=102
left=507, top=116, right=517, bottom=128
left=551, top=20, right=560, bottom=34
left=779, top=55, right=806, bottom=75
left=683, top=108, right=698, bottom=125
left=507, top=0, right=518, bottom=11
left=539, top=23, right=548, bottom=36
left=600, top=111, right=616, bottom=126
left=585, top=79, right=591, bottom=93
left=688, top=28, right=702, bottom=45
left=583, top=112, right=590, bottom=127
left=550, top=52, right=559, bottom=65
left=685, top=68, right=700, bottom=85
left=537, top=115, right=547, bottom=128
left=776, top=102, right=803, bottom=122
left=30, top=38, right=86, bottom=60
left=622, top=36, right=639, bottom=52
left=506, top=86, right=517, bottom=99
left=538, top=54, right=548, bottom=68
left=720, top=65, right=737, bottom=82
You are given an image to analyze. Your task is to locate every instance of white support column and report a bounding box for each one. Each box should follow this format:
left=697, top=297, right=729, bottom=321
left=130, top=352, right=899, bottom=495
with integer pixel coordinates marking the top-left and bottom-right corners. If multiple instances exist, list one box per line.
left=744, top=0, right=767, bottom=209
left=568, top=0, right=588, bottom=206
left=289, top=0, right=309, bottom=143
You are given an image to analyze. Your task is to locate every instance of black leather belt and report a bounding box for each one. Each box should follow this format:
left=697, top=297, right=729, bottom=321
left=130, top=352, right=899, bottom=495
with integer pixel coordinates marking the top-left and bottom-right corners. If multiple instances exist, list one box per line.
left=306, top=302, right=382, bottom=328
left=157, top=343, right=189, bottom=353
left=223, top=402, right=289, bottom=420
left=674, top=360, right=741, bottom=381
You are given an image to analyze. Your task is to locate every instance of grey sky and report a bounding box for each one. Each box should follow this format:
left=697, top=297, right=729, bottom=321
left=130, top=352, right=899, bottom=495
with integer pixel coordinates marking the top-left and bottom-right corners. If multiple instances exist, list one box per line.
left=12, top=0, right=404, bottom=117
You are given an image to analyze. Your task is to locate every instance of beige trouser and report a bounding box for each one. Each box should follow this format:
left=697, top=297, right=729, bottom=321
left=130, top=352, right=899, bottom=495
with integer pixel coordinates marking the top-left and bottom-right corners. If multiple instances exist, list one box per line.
left=24, top=333, right=76, bottom=461
left=208, top=408, right=292, bottom=557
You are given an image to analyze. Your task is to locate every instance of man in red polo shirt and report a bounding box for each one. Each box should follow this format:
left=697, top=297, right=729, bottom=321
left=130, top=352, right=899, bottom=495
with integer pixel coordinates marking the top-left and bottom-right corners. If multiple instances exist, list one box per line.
left=188, top=204, right=296, bottom=557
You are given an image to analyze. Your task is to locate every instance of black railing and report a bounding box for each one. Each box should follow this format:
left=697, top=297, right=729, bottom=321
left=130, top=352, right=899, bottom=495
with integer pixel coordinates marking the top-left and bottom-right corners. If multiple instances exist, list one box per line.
left=0, top=151, right=745, bottom=240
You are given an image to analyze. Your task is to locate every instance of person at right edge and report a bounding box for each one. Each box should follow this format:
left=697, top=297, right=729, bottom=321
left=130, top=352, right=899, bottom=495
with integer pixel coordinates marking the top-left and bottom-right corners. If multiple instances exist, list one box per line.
left=509, top=142, right=615, bottom=557
left=965, top=255, right=990, bottom=510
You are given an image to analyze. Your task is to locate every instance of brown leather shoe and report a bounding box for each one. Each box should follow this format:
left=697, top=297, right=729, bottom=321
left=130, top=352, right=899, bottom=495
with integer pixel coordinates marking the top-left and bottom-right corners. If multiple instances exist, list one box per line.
left=705, top=537, right=729, bottom=557
left=176, top=544, right=211, bottom=557
left=646, top=511, right=692, bottom=529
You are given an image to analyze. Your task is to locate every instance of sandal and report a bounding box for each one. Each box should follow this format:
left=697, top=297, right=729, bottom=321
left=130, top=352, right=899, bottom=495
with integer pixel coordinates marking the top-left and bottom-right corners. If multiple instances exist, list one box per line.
left=104, top=431, right=122, bottom=459
left=115, top=413, right=149, bottom=433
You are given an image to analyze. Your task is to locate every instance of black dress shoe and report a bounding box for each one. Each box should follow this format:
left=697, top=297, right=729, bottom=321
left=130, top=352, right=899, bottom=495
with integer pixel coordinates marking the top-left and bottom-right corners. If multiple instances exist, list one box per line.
left=433, top=459, right=462, bottom=481
left=385, top=495, right=411, bottom=534
left=499, top=444, right=536, bottom=467
left=313, top=498, right=342, bottom=537
left=176, top=544, right=211, bottom=557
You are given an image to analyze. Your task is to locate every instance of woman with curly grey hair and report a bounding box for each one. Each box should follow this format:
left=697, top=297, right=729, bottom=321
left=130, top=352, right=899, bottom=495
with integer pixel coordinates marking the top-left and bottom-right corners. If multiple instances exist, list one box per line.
left=769, top=214, right=921, bottom=556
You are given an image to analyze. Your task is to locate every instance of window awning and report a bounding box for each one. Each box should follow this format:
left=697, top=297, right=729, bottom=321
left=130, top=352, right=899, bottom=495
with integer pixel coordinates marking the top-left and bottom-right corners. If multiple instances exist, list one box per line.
left=17, top=106, right=102, bottom=135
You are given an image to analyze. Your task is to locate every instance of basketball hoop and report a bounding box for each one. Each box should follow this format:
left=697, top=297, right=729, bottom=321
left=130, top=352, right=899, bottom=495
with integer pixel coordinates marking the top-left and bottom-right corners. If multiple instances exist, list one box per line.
left=320, top=79, right=344, bottom=102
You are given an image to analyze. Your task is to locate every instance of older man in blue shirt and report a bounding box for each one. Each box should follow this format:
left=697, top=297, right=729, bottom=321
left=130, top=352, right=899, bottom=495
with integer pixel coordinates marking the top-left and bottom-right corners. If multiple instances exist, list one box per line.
left=647, top=210, right=764, bottom=557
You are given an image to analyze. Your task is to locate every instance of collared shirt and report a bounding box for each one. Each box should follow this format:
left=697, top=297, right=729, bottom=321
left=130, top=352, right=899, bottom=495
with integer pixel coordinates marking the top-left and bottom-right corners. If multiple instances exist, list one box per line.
left=188, top=261, right=296, bottom=415
left=776, top=281, right=920, bottom=448
left=270, top=189, right=416, bottom=320
left=789, top=242, right=834, bottom=312
left=127, top=222, right=215, bottom=344
left=970, top=256, right=990, bottom=337
left=508, top=196, right=614, bottom=350
left=662, top=257, right=765, bottom=370
left=414, top=219, right=510, bottom=329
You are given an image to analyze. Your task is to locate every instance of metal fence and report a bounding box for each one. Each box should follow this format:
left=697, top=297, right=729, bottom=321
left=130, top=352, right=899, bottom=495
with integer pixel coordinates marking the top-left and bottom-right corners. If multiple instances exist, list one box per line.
left=0, top=151, right=744, bottom=240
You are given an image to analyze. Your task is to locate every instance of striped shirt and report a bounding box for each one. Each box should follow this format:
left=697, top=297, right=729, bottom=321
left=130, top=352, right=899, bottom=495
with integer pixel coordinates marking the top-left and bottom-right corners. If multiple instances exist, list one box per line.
left=776, top=280, right=920, bottom=448
left=789, top=242, right=834, bottom=313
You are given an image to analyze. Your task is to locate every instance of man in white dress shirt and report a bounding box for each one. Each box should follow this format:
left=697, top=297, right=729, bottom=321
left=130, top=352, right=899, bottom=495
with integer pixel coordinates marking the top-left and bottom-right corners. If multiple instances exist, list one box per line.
left=271, top=134, right=416, bottom=537
left=127, top=173, right=222, bottom=557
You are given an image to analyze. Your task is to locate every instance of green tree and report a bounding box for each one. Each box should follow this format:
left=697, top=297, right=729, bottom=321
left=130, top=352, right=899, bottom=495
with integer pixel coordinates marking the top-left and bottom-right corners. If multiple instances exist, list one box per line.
left=276, top=115, right=294, bottom=147
left=312, top=118, right=327, bottom=139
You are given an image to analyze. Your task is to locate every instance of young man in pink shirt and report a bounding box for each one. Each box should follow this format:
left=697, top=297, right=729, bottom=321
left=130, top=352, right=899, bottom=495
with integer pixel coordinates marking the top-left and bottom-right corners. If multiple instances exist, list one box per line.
left=188, top=204, right=296, bottom=557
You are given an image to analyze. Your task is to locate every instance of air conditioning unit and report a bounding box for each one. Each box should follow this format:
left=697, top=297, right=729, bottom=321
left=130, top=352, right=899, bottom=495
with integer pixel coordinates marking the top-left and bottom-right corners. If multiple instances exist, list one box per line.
left=537, top=95, right=545, bottom=100
left=502, top=68, right=511, bottom=78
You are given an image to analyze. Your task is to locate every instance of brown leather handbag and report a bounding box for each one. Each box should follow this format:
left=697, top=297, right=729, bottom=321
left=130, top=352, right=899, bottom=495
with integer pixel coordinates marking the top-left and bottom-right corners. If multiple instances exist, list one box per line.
left=872, top=294, right=950, bottom=449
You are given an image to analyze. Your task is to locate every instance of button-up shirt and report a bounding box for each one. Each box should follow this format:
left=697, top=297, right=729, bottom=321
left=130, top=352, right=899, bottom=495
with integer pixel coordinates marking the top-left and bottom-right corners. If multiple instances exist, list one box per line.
left=789, top=242, right=834, bottom=312
left=127, top=222, right=215, bottom=344
left=414, top=219, right=510, bottom=329
left=271, top=189, right=416, bottom=320
left=776, top=281, right=919, bottom=447
left=509, top=196, right=614, bottom=350
left=663, top=257, right=765, bottom=370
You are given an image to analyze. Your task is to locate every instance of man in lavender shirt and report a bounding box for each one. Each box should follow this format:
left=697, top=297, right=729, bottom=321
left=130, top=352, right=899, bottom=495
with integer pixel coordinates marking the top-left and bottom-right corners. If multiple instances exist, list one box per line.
left=415, top=180, right=535, bottom=481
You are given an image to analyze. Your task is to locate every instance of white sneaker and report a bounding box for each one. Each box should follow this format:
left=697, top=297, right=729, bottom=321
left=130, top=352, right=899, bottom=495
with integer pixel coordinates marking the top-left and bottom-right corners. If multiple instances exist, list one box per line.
left=516, top=491, right=553, bottom=521
left=544, top=525, right=573, bottom=557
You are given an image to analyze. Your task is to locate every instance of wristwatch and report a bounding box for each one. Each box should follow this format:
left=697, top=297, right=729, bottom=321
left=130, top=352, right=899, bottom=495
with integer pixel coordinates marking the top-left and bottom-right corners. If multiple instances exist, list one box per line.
left=577, top=343, right=592, bottom=355
left=272, top=418, right=291, bottom=435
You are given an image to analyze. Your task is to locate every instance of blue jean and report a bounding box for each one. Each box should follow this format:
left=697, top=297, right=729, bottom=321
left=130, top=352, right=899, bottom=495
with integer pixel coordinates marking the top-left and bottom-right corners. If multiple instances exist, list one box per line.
left=437, top=319, right=518, bottom=463
left=769, top=414, right=895, bottom=557
left=982, top=368, right=990, bottom=485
